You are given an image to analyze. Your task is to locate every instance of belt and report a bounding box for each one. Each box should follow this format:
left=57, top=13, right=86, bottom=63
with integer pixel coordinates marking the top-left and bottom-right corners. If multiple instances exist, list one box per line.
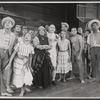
left=0, top=48, right=7, bottom=50
left=0, top=48, right=9, bottom=53
left=59, top=50, right=68, bottom=52
left=92, top=46, right=100, bottom=48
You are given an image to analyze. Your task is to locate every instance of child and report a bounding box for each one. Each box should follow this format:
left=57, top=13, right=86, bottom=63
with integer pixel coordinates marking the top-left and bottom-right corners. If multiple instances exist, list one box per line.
left=56, top=31, right=72, bottom=82
left=5, top=32, right=34, bottom=96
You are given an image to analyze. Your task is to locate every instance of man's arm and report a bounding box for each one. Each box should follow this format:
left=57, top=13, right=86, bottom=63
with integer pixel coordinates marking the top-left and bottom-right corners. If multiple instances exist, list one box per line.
left=87, top=34, right=91, bottom=59
left=78, top=36, right=84, bottom=57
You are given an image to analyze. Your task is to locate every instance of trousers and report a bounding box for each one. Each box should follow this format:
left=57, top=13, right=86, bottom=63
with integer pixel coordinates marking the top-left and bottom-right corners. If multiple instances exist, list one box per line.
left=0, top=48, right=12, bottom=94
left=91, top=47, right=100, bottom=80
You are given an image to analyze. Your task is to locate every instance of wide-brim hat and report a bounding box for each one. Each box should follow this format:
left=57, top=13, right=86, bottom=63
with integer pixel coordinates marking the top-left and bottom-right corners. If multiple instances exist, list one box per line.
left=22, top=26, right=27, bottom=29
left=88, top=19, right=100, bottom=30
left=38, top=26, right=45, bottom=30
left=1, top=16, right=15, bottom=27
left=61, top=22, right=69, bottom=29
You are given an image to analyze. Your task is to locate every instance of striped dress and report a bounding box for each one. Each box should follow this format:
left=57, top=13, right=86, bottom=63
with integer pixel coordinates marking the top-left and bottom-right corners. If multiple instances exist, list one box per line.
left=56, top=39, right=72, bottom=74
left=12, top=42, right=34, bottom=88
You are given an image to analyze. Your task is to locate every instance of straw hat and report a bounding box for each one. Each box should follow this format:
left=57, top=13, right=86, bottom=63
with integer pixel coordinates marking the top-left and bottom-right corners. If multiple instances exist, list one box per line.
left=38, top=26, right=45, bottom=30
left=1, top=16, right=15, bottom=27
left=61, top=22, right=69, bottom=29
left=88, top=19, right=100, bottom=30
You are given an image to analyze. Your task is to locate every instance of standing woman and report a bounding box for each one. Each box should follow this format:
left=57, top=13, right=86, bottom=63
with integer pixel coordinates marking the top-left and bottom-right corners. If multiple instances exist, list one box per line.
left=32, top=26, right=53, bottom=89
left=47, top=24, right=60, bottom=85
left=5, top=32, right=34, bottom=96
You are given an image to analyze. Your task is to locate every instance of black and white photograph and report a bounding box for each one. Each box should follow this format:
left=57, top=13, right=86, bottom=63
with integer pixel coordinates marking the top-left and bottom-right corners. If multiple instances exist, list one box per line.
left=0, top=2, right=100, bottom=98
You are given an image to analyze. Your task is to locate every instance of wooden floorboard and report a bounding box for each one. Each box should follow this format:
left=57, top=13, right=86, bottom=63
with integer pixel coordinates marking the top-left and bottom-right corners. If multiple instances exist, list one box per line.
left=3, top=79, right=99, bottom=97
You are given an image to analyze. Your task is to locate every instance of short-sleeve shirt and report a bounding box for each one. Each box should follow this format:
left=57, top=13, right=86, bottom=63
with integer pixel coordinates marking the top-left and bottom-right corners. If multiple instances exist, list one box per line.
left=0, top=29, right=15, bottom=50
left=14, top=42, right=34, bottom=57
left=57, top=39, right=70, bottom=51
left=87, top=32, right=100, bottom=47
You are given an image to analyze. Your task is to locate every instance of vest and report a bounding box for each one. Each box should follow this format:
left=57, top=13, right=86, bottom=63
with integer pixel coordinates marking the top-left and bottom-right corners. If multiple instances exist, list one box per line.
left=34, top=35, right=49, bottom=54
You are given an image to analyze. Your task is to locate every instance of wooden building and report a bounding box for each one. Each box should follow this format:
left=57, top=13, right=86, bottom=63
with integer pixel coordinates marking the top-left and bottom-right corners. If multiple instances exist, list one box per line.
left=0, top=3, right=78, bottom=32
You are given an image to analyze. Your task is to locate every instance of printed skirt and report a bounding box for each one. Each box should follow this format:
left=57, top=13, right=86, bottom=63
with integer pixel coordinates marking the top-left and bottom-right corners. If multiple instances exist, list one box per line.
left=56, top=51, right=72, bottom=74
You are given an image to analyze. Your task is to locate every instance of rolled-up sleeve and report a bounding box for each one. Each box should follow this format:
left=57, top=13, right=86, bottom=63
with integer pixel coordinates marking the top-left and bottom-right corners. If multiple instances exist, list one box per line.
left=87, top=34, right=91, bottom=45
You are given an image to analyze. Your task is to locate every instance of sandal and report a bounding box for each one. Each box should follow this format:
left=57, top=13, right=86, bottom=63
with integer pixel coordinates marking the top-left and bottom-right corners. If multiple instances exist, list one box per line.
left=1, top=93, right=12, bottom=96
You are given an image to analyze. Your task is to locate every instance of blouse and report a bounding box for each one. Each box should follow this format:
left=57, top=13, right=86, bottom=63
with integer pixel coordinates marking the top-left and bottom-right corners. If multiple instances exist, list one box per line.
left=87, top=32, right=100, bottom=47
left=14, top=42, right=34, bottom=57
left=57, top=39, right=70, bottom=51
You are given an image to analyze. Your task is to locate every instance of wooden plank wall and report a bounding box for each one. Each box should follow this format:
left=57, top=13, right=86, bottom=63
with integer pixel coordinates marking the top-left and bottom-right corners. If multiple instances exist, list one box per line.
left=0, top=3, right=66, bottom=32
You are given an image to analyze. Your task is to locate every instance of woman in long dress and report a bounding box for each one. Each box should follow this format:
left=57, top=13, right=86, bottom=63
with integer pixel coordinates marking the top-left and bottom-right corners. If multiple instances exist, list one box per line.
left=5, top=32, right=34, bottom=96
left=32, top=26, right=53, bottom=89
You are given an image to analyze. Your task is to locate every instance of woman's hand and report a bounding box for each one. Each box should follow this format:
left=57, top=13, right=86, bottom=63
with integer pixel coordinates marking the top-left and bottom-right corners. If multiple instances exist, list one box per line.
left=43, top=45, right=51, bottom=49
left=5, top=63, right=11, bottom=70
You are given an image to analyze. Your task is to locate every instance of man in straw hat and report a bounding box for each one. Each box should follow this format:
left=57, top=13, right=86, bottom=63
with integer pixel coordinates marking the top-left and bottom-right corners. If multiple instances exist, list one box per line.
left=61, top=22, right=70, bottom=40
left=87, top=19, right=100, bottom=82
left=0, top=16, right=16, bottom=96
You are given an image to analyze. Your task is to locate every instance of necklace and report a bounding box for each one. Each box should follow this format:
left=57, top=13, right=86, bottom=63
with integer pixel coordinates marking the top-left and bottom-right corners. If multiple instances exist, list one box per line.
left=42, top=37, right=44, bottom=40
left=40, top=35, right=44, bottom=40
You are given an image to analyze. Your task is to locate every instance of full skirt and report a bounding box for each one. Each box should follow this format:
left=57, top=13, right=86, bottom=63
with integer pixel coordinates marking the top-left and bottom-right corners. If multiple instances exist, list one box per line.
left=56, top=51, right=72, bottom=74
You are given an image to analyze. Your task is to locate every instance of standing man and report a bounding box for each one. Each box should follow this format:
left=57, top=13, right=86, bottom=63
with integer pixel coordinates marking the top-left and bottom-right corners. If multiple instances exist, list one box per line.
left=61, top=22, right=70, bottom=40
left=87, top=19, right=100, bottom=82
left=83, top=29, right=91, bottom=79
left=18, top=26, right=28, bottom=43
left=70, top=27, right=85, bottom=83
left=13, top=24, right=21, bottom=46
left=0, top=16, right=16, bottom=96
left=77, top=27, right=83, bottom=37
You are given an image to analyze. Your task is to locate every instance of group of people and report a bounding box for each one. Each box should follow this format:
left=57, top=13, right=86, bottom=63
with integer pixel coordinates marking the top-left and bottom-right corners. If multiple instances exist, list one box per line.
left=0, top=16, right=100, bottom=97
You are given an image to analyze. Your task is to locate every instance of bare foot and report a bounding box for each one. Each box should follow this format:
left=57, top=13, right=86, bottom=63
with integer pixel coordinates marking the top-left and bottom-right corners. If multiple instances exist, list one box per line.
left=7, top=87, right=14, bottom=93
left=1, top=93, right=12, bottom=96
left=63, top=79, right=66, bottom=82
left=19, top=90, right=25, bottom=97
left=25, top=87, right=31, bottom=92
left=57, top=78, right=62, bottom=82
left=67, top=76, right=76, bottom=80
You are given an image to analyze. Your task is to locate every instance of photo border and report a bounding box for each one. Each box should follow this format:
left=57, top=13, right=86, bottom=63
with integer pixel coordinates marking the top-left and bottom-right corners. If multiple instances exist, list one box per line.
left=0, top=1, right=100, bottom=99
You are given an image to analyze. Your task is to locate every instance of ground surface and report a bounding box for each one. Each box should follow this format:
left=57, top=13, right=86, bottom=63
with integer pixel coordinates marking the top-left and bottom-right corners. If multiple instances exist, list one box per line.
left=1, top=77, right=100, bottom=98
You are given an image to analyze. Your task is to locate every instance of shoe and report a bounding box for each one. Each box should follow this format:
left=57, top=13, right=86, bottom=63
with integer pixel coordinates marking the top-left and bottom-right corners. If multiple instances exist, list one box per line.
left=7, top=88, right=14, bottom=93
left=81, top=80, right=85, bottom=84
left=89, top=78, right=97, bottom=82
left=52, top=81, right=57, bottom=86
left=1, top=93, right=12, bottom=96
